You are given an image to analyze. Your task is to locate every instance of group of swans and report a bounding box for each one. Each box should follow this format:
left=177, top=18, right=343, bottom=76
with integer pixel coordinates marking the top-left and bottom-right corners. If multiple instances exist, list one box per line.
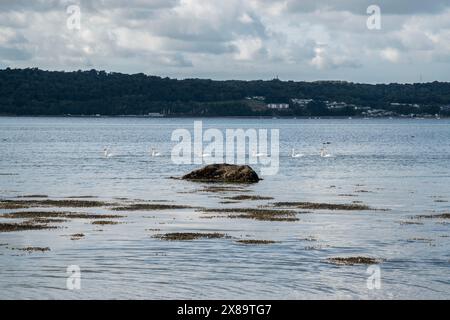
left=102, top=147, right=161, bottom=158
left=291, top=144, right=332, bottom=158
left=103, top=145, right=332, bottom=159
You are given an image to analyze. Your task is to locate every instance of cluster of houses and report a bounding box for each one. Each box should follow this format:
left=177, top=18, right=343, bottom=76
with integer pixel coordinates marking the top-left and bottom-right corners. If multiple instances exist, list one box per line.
left=267, top=103, right=289, bottom=109
left=440, top=105, right=450, bottom=113
left=246, top=96, right=361, bottom=110
left=244, top=96, right=448, bottom=117
left=249, top=96, right=358, bottom=110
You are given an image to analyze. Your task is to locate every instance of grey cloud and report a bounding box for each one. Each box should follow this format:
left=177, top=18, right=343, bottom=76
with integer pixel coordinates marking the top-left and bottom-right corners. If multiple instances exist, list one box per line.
left=0, top=46, right=32, bottom=60
left=282, top=0, right=450, bottom=15
left=0, top=0, right=68, bottom=12
left=0, top=0, right=179, bottom=12
left=0, top=0, right=449, bottom=82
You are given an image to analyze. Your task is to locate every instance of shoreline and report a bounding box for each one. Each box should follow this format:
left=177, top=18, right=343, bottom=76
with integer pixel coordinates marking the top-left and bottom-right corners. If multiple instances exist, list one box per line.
left=0, top=115, right=447, bottom=119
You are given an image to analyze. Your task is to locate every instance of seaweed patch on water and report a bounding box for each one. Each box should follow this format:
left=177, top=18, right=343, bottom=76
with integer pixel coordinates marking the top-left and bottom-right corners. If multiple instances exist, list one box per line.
left=271, top=201, right=379, bottom=211
left=154, top=232, right=227, bottom=241
left=66, top=196, right=98, bottom=199
left=70, top=233, right=85, bottom=240
left=327, top=256, right=383, bottom=266
left=1, top=211, right=124, bottom=220
left=200, top=208, right=299, bottom=222
left=415, top=213, right=450, bottom=220
left=399, top=220, right=424, bottom=225
left=12, top=247, right=51, bottom=253
left=28, top=217, right=68, bottom=224
left=91, top=220, right=120, bottom=225
left=0, top=222, right=57, bottom=233
left=0, top=202, right=31, bottom=209
left=16, top=195, right=48, bottom=198
left=0, top=199, right=114, bottom=209
left=236, top=239, right=278, bottom=245
left=112, top=203, right=194, bottom=211
left=223, top=195, right=274, bottom=201
left=198, top=186, right=250, bottom=193
left=407, top=238, right=435, bottom=244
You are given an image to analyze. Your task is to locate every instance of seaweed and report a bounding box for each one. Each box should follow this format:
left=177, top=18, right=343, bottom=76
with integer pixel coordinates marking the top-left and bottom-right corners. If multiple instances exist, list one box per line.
left=236, top=239, right=277, bottom=245
left=0, top=202, right=30, bottom=209
left=154, top=232, right=227, bottom=241
left=28, top=217, right=68, bottom=224
left=2, top=211, right=124, bottom=220
left=0, top=222, right=57, bottom=232
left=16, top=195, right=48, bottom=198
left=415, top=213, right=450, bottom=219
left=91, top=221, right=119, bottom=225
left=400, top=221, right=424, bottom=225
left=14, top=247, right=51, bottom=253
left=271, top=201, right=375, bottom=211
left=199, top=186, right=249, bottom=193
left=112, top=203, right=193, bottom=211
left=223, top=195, right=274, bottom=201
left=70, top=233, right=85, bottom=240
left=327, top=256, right=382, bottom=266
left=200, top=208, right=299, bottom=222
left=0, top=199, right=113, bottom=209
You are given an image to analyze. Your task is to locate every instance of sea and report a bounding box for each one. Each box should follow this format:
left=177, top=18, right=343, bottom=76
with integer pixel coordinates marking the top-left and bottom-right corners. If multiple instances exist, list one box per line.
left=0, top=117, right=449, bottom=299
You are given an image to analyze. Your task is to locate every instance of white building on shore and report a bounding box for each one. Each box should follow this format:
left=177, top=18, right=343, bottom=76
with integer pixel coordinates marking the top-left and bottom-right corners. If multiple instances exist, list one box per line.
left=267, top=103, right=289, bottom=109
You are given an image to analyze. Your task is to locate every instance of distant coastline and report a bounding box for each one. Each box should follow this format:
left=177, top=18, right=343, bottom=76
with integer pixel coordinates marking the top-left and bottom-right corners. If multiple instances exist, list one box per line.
left=1, top=68, right=450, bottom=118
left=0, top=114, right=447, bottom=119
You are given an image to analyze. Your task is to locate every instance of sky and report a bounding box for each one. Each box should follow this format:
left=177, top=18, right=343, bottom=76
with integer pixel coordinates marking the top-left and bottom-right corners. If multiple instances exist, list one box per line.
left=1, top=0, right=450, bottom=83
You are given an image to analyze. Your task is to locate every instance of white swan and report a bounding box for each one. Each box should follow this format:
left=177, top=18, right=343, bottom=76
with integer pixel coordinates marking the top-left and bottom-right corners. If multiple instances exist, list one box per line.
left=291, top=148, right=303, bottom=158
left=103, top=147, right=113, bottom=158
left=251, top=150, right=267, bottom=157
left=150, top=148, right=161, bottom=157
left=320, top=147, right=332, bottom=158
left=196, top=151, right=212, bottom=158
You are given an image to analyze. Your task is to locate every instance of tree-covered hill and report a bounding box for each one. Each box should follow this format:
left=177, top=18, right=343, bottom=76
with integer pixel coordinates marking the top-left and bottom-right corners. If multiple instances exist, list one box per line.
left=1, top=68, right=450, bottom=116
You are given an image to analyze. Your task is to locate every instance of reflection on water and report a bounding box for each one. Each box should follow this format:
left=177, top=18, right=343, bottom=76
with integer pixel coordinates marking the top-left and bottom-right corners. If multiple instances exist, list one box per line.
left=0, top=117, right=449, bottom=299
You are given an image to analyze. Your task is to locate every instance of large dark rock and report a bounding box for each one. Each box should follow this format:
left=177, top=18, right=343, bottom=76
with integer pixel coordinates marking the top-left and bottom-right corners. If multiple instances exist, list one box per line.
left=182, top=164, right=260, bottom=183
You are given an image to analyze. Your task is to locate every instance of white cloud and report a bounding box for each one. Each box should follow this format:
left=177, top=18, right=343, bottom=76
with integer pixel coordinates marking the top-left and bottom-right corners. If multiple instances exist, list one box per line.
left=380, top=48, right=400, bottom=63
left=0, top=0, right=450, bottom=82
left=239, top=13, right=254, bottom=24
left=232, top=37, right=264, bottom=61
left=310, top=44, right=361, bottom=69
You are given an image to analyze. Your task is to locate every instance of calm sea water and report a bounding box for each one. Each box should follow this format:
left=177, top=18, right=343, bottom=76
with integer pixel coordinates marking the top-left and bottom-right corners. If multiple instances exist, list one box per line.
left=0, top=117, right=449, bottom=299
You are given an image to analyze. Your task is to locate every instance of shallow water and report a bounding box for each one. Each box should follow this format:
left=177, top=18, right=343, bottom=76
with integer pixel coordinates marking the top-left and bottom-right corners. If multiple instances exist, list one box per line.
left=0, top=117, right=449, bottom=299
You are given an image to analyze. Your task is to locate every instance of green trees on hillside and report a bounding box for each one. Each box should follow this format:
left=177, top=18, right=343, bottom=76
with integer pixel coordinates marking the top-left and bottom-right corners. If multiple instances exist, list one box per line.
left=0, top=68, right=449, bottom=116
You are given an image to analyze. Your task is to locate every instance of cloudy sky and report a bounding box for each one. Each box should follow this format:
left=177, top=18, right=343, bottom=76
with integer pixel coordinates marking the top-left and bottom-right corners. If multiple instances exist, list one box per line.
left=1, top=0, right=450, bottom=83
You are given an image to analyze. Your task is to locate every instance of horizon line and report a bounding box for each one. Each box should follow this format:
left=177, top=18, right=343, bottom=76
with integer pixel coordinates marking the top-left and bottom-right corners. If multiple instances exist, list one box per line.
left=1, top=67, right=447, bottom=86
